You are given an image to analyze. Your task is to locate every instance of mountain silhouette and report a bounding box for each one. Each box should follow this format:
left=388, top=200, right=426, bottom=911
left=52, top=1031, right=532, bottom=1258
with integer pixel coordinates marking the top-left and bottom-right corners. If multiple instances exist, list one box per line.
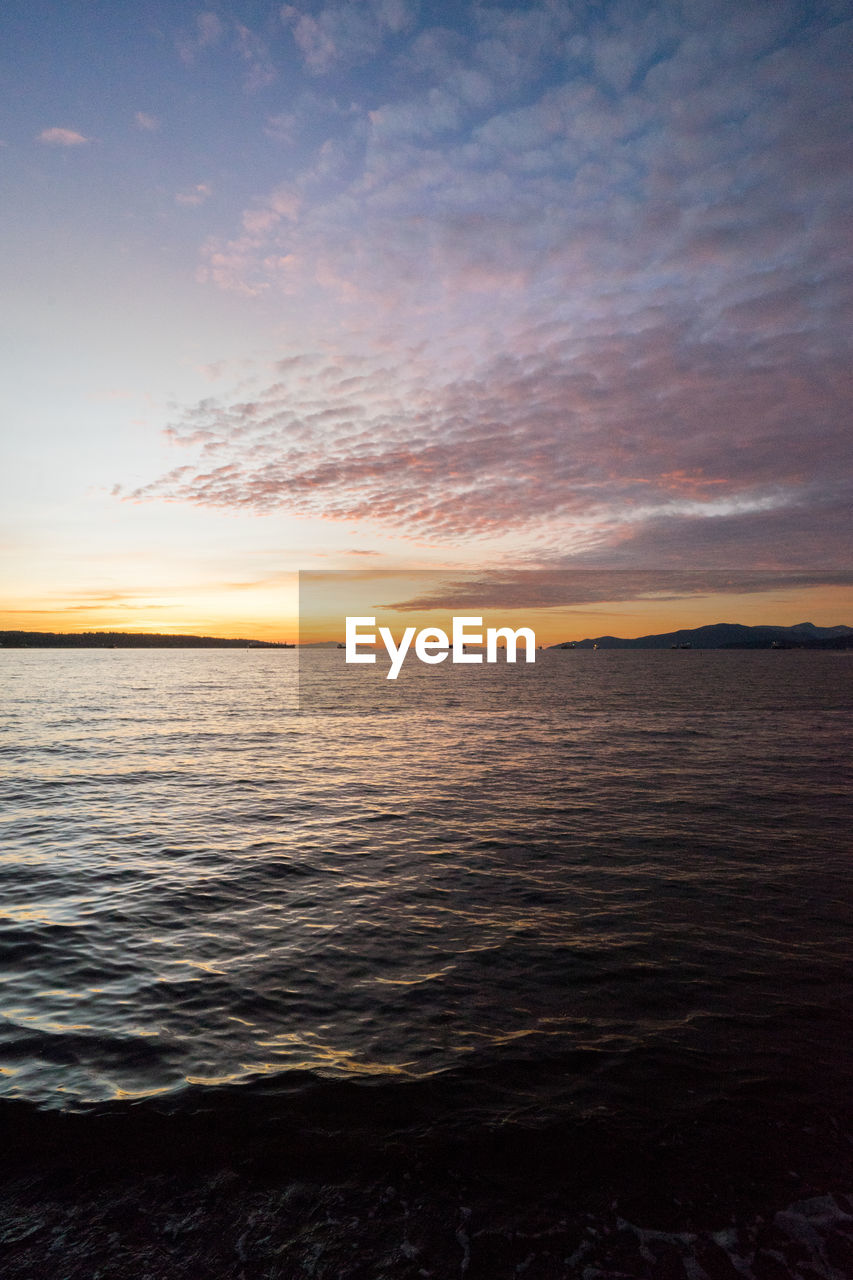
left=552, top=623, right=853, bottom=650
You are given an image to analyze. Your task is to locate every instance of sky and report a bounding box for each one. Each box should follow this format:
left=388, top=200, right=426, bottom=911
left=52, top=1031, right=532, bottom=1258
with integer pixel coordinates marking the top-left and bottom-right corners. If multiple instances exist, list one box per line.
left=2, top=0, right=851, bottom=639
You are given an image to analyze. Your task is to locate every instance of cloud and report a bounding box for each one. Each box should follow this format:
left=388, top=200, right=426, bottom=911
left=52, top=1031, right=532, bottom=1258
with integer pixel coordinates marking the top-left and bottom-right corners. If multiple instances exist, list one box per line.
left=176, top=182, right=212, bottom=206
left=177, top=10, right=224, bottom=64
left=129, top=1, right=852, bottom=569
left=134, top=112, right=160, bottom=132
left=199, top=1, right=853, bottom=311
left=197, top=11, right=222, bottom=47
left=123, top=281, right=853, bottom=567
left=38, top=128, right=89, bottom=146
left=283, top=0, right=418, bottom=74
left=265, top=112, right=297, bottom=145
left=176, top=12, right=277, bottom=89
left=235, top=23, right=277, bottom=91
left=283, top=10, right=338, bottom=75
left=384, top=569, right=853, bottom=614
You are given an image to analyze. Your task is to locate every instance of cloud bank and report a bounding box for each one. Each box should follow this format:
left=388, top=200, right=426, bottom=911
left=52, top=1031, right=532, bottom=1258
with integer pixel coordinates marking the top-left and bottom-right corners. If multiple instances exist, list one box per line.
left=130, top=0, right=852, bottom=567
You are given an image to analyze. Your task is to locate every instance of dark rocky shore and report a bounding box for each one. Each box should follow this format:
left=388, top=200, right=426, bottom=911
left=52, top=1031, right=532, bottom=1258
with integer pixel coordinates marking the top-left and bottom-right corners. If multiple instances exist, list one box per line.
left=3, top=1162, right=852, bottom=1278
left=2, top=1095, right=852, bottom=1279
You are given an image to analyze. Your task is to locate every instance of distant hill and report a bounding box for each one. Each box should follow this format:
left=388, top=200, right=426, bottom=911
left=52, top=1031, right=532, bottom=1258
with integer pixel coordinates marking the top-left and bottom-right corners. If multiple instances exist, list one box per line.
left=551, top=622, right=853, bottom=650
left=0, top=631, right=293, bottom=649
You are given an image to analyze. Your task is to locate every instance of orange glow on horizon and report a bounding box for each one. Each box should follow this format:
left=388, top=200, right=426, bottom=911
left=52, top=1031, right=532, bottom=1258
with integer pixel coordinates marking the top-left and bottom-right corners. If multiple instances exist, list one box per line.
left=2, top=583, right=849, bottom=646
left=0, top=606, right=299, bottom=643
left=0, top=580, right=300, bottom=642
left=297, top=583, right=853, bottom=646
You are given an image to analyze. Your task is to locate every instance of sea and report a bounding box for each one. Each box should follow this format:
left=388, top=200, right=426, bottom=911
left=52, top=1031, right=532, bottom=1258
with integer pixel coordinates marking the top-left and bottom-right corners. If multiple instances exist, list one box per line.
left=1, top=647, right=852, bottom=1279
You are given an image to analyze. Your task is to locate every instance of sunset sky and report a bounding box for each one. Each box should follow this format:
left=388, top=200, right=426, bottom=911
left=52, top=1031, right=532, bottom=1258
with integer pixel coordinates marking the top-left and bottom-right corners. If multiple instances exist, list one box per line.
left=2, top=0, right=851, bottom=639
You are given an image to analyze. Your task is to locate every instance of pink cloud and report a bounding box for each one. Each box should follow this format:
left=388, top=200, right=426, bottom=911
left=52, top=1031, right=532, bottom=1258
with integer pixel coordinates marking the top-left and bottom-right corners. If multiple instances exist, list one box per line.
left=197, top=12, right=222, bottom=47
left=384, top=569, right=853, bottom=613
left=177, top=14, right=220, bottom=64
left=38, top=127, right=89, bottom=146
left=124, top=288, right=852, bottom=566
left=235, top=23, right=277, bottom=91
left=124, top=1, right=852, bottom=569
left=176, top=182, right=212, bottom=206
left=283, top=0, right=418, bottom=74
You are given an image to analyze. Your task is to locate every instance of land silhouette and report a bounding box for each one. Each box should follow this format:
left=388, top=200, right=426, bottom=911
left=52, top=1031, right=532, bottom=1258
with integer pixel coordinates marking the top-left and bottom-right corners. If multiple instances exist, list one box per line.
left=0, top=631, right=292, bottom=649
left=552, top=622, right=853, bottom=650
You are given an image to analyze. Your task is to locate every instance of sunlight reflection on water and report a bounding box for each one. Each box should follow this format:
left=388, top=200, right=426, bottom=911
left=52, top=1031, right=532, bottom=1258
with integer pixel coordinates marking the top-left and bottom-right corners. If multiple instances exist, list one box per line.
left=0, top=648, right=850, bottom=1122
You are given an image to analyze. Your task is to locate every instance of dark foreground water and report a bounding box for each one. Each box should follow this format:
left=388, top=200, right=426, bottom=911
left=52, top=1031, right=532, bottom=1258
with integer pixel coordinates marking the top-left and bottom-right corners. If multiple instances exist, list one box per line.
left=1, top=649, right=852, bottom=1278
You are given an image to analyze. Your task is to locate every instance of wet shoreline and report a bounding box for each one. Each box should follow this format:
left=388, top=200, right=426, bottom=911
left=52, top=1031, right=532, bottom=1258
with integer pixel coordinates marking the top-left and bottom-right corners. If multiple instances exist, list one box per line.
left=3, top=1157, right=852, bottom=1278
left=3, top=1084, right=853, bottom=1278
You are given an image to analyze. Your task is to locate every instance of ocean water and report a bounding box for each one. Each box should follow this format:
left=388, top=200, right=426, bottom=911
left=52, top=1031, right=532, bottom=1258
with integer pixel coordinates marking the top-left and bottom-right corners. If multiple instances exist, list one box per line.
left=1, top=648, right=852, bottom=1275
